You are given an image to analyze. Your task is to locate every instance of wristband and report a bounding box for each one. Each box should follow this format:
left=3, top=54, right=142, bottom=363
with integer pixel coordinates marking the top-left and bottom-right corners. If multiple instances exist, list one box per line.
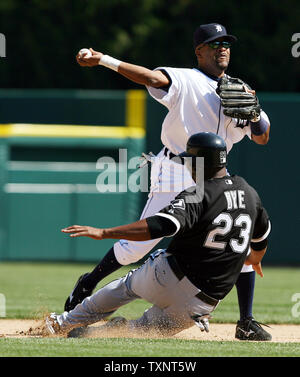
left=99, top=55, right=121, bottom=72
left=250, top=117, right=269, bottom=136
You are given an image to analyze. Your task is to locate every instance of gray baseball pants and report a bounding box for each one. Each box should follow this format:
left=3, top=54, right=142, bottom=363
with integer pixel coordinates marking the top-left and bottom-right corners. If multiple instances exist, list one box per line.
left=57, top=250, right=218, bottom=335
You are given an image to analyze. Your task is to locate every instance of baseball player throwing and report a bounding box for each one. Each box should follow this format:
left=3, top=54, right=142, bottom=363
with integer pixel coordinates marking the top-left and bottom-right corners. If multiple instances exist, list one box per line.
left=47, top=133, right=271, bottom=338
left=66, top=23, right=271, bottom=340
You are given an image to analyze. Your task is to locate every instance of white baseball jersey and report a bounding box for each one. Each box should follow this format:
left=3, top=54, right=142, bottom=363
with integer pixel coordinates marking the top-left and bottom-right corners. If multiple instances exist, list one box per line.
left=147, top=67, right=269, bottom=154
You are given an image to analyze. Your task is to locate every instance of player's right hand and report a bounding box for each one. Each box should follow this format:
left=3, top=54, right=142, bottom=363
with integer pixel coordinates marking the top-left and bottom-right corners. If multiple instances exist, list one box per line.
left=252, top=262, right=264, bottom=277
left=62, top=225, right=104, bottom=240
left=76, top=48, right=103, bottom=67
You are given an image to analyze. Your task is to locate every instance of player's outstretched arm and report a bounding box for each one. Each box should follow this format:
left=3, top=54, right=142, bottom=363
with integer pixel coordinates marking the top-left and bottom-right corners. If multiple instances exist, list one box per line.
left=76, top=48, right=169, bottom=88
left=62, top=215, right=177, bottom=242
left=62, top=220, right=151, bottom=241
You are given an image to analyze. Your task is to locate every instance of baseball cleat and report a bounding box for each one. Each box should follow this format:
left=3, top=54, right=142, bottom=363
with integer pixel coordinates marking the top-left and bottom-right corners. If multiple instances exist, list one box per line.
left=67, top=326, right=89, bottom=338
left=235, top=317, right=272, bottom=341
left=64, top=273, right=94, bottom=312
left=45, top=313, right=61, bottom=335
left=103, top=316, right=128, bottom=329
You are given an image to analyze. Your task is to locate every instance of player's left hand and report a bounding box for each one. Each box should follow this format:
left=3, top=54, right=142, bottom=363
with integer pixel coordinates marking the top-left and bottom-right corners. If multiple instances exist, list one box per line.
left=62, top=225, right=104, bottom=240
left=216, top=76, right=261, bottom=121
left=252, top=262, right=264, bottom=277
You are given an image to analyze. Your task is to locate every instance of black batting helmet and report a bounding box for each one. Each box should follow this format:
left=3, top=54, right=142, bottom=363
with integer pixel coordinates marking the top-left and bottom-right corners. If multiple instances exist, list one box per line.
left=179, top=132, right=227, bottom=179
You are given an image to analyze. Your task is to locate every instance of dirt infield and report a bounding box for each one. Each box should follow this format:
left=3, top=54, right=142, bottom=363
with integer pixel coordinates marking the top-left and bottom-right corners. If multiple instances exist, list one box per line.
left=0, top=319, right=300, bottom=342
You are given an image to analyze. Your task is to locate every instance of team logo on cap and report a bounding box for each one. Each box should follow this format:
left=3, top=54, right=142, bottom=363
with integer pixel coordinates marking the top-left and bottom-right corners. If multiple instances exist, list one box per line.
left=215, top=25, right=223, bottom=32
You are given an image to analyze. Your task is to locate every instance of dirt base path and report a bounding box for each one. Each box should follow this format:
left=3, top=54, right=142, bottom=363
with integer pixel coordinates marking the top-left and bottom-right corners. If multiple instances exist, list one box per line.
left=1, top=319, right=300, bottom=343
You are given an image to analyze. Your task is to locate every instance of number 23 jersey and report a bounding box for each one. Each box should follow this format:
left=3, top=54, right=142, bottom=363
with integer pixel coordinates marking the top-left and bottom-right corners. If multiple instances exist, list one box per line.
left=156, top=175, right=271, bottom=299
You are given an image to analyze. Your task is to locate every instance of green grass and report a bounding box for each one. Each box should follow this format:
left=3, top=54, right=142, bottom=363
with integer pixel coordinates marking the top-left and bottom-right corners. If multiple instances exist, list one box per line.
left=0, top=262, right=299, bottom=324
left=0, top=338, right=299, bottom=357
left=0, top=262, right=151, bottom=320
left=0, top=262, right=299, bottom=357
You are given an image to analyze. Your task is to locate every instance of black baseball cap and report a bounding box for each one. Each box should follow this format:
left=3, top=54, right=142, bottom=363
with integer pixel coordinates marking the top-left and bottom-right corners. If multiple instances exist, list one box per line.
left=179, top=132, right=227, bottom=168
left=193, top=23, right=237, bottom=49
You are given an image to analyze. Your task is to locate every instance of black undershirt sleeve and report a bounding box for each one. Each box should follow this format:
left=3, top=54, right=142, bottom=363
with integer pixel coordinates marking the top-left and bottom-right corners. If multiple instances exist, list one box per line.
left=250, top=238, right=268, bottom=251
left=250, top=206, right=270, bottom=251
left=146, top=215, right=178, bottom=239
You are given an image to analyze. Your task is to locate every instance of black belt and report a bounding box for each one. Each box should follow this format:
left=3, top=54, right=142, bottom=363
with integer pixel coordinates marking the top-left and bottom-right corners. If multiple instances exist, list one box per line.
left=166, top=255, right=219, bottom=307
left=164, top=147, right=177, bottom=159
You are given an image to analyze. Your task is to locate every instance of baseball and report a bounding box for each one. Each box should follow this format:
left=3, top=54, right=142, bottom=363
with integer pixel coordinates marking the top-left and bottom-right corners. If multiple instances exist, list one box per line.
left=78, top=48, right=92, bottom=58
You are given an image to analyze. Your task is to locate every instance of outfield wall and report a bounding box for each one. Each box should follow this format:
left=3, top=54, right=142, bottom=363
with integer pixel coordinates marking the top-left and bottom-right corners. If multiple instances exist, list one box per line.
left=0, top=90, right=299, bottom=264
left=0, top=90, right=146, bottom=262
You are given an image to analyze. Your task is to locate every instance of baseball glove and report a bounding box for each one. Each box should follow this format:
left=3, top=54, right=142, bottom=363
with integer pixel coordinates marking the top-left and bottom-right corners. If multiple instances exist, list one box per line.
left=216, top=76, right=261, bottom=121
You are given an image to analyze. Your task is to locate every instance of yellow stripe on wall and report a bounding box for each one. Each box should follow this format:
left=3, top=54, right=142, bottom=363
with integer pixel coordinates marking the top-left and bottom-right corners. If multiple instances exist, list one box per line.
left=0, top=124, right=145, bottom=139
left=0, top=89, right=147, bottom=139
left=125, top=90, right=146, bottom=129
